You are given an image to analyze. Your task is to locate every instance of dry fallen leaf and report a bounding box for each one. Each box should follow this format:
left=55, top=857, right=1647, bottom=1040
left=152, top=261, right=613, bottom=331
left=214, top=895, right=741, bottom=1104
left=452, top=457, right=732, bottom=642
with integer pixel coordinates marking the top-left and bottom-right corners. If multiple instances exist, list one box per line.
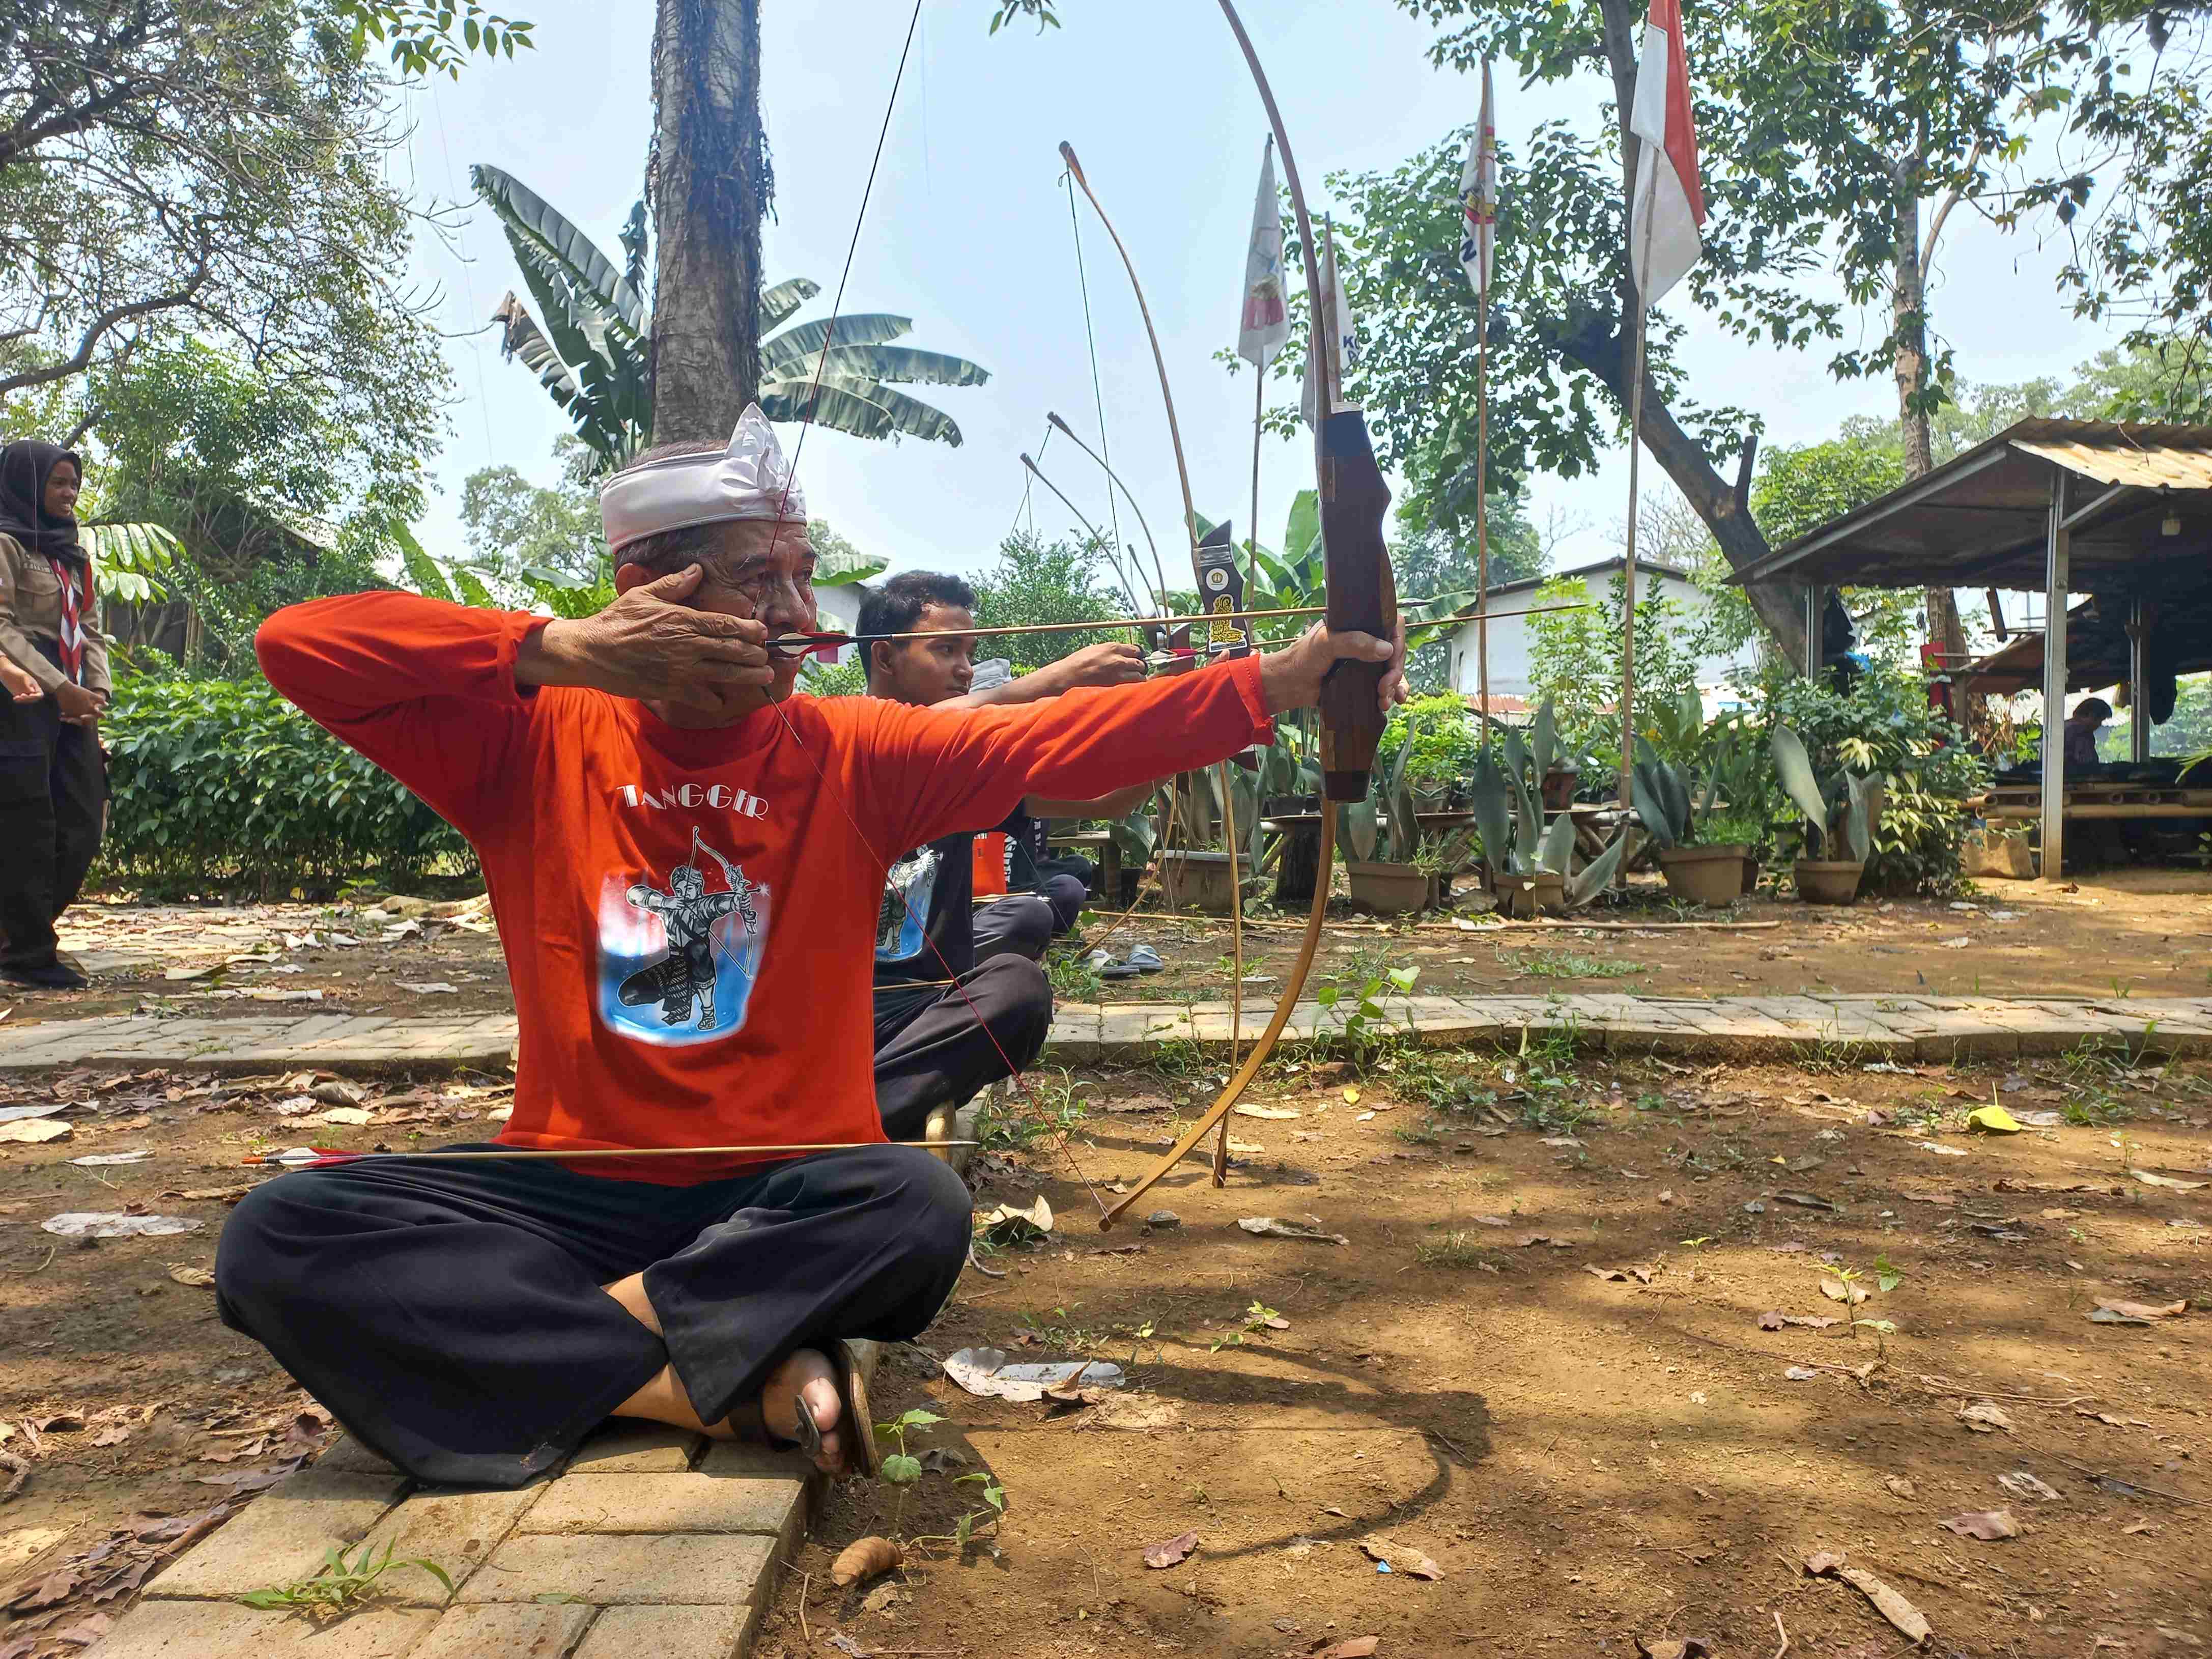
left=2091, top=1298, right=2187, bottom=1324
left=1143, top=1530, right=1199, bottom=1569
left=1315, top=1640, right=1379, bottom=1659
left=1940, top=1508, right=2021, bottom=1540
left=1634, top=1641, right=1712, bottom=1659
left=1804, top=1554, right=1931, bottom=1646
left=1958, top=1401, right=2014, bottom=1433
left=165, top=1266, right=215, bottom=1289
left=1885, top=1476, right=1916, bottom=1499
left=1996, top=1471, right=2062, bottom=1503
left=830, top=1536, right=903, bottom=1588
left=1820, top=1275, right=1869, bottom=1305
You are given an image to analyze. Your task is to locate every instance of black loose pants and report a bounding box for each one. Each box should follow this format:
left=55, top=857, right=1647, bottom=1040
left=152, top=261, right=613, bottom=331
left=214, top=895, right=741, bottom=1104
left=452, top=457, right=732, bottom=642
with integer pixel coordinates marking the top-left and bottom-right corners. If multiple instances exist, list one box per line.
left=214, top=1143, right=972, bottom=1488
left=873, top=953, right=1052, bottom=1141
left=0, top=643, right=104, bottom=972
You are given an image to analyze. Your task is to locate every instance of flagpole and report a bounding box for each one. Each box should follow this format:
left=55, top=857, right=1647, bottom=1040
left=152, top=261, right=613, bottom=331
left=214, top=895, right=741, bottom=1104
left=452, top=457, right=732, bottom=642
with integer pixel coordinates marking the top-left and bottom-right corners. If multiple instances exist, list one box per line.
left=1621, top=179, right=1658, bottom=809
left=1475, top=295, right=1492, bottom=750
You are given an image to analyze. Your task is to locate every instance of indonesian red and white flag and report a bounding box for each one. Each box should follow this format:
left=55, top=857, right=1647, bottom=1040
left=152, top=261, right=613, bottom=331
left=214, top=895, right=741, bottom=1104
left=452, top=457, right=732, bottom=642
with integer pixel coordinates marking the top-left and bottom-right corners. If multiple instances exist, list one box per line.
left=1457, top=60, right=1499, bottom=307
left=1627, top=0, right=1707, bottom=307
left=1237, top=136, right=1290, bottom=369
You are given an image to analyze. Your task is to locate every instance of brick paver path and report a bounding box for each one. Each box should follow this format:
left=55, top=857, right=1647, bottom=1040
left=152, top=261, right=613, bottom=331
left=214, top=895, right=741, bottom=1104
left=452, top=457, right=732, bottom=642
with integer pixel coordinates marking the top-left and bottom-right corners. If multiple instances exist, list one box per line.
left=5, top=995, right=2209, bottom=1077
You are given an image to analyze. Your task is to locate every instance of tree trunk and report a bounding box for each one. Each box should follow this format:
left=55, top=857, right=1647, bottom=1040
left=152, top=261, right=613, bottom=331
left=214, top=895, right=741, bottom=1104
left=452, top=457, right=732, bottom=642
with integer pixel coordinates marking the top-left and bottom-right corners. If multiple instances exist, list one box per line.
left=649, top=0, right=770, bottom=444
left=1890, top=167, right=1966, bottom=665
left=1592, top=0, right=1810, bottom=671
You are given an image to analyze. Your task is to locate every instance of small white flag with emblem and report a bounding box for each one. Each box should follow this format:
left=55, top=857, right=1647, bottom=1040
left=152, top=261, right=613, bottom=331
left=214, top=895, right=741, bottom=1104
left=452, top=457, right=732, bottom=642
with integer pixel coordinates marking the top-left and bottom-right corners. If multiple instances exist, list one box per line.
left=1237, top=136, right=1290, bottom=369
left=1458, top=60, right=1499, bottom=307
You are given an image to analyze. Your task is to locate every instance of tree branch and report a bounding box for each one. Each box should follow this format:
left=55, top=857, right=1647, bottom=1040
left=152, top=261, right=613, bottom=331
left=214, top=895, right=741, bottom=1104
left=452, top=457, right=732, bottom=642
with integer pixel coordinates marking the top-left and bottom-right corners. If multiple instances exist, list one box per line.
left=0, top=256, right=209, bottom=398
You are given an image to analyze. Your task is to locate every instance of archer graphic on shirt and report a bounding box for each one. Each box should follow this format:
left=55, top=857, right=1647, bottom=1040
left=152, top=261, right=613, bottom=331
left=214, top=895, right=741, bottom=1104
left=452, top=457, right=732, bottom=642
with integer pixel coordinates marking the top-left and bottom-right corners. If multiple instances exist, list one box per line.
left=618, top=828, right=763, bottom=1030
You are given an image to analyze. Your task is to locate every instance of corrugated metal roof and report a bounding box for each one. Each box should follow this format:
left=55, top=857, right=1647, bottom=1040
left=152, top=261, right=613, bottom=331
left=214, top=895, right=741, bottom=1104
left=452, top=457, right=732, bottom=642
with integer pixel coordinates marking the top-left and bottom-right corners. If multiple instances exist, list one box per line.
left=2006, top=419, right=2212, bottom=490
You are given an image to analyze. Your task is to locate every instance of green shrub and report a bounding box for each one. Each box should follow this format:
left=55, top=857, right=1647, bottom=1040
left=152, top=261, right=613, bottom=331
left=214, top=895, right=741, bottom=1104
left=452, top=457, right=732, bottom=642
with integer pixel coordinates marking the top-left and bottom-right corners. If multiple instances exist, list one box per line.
left=1381, top=692, right=1478, bottom=788
left=97, top=673, right=472, bottom=895
left=1754, top=667, right=1987, bottom=897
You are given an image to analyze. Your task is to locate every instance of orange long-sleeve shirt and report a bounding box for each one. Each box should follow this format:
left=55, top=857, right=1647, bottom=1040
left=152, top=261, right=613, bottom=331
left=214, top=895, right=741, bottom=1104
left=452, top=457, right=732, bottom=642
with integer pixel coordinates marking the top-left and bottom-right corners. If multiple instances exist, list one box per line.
left=256, top=593, right=1272, bottom=1182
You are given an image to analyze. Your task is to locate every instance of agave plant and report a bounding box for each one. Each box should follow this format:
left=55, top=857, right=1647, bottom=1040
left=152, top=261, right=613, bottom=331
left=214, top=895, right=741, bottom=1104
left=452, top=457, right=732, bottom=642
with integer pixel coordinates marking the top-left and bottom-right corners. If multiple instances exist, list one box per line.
left=473, top=165, right=990, bottom=474
left=1464, top=696, right=1630, bottom=910
left=1770, top=723, right=1883, bottom=863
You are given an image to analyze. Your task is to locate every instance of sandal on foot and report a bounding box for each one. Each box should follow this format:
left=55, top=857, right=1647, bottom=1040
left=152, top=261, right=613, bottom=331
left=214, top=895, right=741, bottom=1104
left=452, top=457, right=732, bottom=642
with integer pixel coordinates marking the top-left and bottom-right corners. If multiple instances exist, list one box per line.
left=791, top=1339, right=878, bottom=1480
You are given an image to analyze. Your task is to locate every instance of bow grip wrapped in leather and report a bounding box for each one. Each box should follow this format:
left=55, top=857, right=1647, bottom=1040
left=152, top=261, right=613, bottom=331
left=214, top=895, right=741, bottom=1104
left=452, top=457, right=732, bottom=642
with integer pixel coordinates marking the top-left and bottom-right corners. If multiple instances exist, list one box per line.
left=1316, top=408, right=1395, bottom=802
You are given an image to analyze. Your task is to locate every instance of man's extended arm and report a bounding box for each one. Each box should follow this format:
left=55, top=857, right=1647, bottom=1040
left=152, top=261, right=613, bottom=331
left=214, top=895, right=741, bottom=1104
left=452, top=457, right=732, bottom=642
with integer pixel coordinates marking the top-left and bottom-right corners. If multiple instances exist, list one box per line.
left=873, top=627, right=1399, bottom=857
left=1024, top=780, right=1156, bottom=820
left=944, top=642, right=1145, bottom=710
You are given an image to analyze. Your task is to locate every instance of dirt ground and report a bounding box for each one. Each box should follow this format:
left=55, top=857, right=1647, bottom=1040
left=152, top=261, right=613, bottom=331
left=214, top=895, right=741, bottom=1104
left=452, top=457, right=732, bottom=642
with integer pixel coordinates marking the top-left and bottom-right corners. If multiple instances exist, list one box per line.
left=0, top=1046, right=2205, bottom=1654
left=13, top=865, right=2210, bottom=1033
left=763, top=1046, right=2211, bottom=1659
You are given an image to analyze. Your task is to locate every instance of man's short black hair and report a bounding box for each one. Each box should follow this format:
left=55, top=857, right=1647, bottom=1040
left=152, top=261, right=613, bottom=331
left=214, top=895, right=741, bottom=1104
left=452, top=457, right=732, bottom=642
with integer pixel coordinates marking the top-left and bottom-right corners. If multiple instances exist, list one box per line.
left=2072, top=696, right=2114, bottom=724
left=857, top=571, right=977, bottom=643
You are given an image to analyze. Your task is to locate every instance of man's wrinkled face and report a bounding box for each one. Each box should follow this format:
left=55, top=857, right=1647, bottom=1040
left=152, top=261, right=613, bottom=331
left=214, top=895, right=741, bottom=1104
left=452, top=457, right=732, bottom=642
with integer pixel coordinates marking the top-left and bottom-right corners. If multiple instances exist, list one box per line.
left=668, top=517, right=818, bottom=696
left=871, top=604, right=977, bottom=707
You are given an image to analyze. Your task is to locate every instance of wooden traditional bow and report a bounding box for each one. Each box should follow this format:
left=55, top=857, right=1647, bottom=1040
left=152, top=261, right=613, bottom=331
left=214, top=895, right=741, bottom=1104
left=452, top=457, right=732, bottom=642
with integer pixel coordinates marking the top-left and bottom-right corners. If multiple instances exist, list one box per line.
left=1098, top=0, right=1396, bottom=1230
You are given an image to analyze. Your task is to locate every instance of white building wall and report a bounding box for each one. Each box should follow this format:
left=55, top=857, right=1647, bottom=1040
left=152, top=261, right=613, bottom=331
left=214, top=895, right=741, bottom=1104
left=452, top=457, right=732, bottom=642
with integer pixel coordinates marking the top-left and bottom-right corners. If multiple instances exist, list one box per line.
left=1445, top=565, right=1759, bottom=708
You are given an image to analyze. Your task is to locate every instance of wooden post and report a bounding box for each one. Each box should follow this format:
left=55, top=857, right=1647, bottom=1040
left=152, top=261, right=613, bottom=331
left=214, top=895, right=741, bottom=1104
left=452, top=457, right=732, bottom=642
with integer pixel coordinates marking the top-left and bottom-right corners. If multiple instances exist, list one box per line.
left=2040, top=470, right=2070, bottom=880
left=2129, top=598, right=2150, bottom=763
left=1619, top=302, right=1649, bottom=806
left=1804, top=584, right=1825, bottom=679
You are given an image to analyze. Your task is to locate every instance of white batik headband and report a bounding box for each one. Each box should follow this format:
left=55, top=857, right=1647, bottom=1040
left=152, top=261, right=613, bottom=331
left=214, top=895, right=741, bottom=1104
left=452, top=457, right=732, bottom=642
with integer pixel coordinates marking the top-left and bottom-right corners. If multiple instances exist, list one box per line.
left=599, top=403, right=808, bottom=557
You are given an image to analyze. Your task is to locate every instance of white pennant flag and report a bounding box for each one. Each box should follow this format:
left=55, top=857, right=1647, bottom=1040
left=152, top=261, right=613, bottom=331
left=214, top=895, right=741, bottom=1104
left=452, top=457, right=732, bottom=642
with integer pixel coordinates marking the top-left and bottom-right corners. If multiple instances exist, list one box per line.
left=1627, top=0, right=1708, bottom=307
left=1237, top=137, right=1290, bottom=369
left=1300, top=228, right=1353, bottom=428
left=1458, top=61, right=1499, bottom=307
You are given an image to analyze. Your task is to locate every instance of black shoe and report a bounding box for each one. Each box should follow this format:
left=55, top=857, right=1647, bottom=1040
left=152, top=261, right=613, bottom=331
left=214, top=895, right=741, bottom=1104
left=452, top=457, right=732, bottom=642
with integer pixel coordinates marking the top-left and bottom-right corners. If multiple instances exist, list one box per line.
left=1, top=962, right=88, bottom=990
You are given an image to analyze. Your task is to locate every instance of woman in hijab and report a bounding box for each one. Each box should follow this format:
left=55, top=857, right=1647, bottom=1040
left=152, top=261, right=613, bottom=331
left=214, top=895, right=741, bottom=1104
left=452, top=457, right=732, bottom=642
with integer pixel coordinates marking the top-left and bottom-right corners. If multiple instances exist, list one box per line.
left=0, top=440, right=110, bottom=990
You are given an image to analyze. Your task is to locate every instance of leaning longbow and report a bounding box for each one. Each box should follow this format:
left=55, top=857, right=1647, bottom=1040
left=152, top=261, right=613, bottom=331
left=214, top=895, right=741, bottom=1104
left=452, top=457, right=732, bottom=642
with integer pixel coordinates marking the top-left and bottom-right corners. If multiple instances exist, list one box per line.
left=1098, top=0, right=1395, bottom=1230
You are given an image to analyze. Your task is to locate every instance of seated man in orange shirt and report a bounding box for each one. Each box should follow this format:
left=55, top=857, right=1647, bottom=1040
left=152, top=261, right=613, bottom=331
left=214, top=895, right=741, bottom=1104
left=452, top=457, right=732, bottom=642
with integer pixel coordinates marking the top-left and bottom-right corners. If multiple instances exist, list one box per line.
left=217, top=408, right=1402, bottom=1488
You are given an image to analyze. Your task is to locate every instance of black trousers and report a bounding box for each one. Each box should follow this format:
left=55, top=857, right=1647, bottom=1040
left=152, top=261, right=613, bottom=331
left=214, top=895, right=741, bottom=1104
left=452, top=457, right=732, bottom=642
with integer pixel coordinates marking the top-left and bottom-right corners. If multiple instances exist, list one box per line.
left=874, top=953, right=1052, bottom=1141
left=1034, top=870, right=1090, bottom=936
left=214, top=1143, right=972, bottom=1488
left=0, top=647, right=105, bottom=972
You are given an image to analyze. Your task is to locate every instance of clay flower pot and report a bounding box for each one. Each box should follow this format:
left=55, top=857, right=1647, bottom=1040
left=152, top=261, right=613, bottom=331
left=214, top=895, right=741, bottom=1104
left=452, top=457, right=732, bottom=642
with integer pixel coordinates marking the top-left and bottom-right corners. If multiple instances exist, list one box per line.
left=1657, top=843, right=1751, bottom=907
left=1793, top=858, right=1865, bottom=905
left=1347, top=860, right=1430, bottom=915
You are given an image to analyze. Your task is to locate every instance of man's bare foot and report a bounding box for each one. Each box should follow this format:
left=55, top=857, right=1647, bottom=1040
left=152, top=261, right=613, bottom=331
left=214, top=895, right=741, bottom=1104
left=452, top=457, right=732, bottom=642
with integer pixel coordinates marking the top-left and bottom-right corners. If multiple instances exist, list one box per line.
left=759, top=1348, right=843, bottom=1475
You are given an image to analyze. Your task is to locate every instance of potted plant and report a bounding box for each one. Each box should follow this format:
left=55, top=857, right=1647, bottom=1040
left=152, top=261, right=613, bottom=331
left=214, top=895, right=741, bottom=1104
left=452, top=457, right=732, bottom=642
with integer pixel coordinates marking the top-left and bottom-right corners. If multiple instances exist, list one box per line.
left=1771, top=723, right=1882, bottom=905
left=1629, top=731, right=1752, bottom=906
left=1344, top=736, right=1429, bottom=914
left=1156, top=766, right=1255, bottom=914
left=1468, top=728, right=1632, bottom=917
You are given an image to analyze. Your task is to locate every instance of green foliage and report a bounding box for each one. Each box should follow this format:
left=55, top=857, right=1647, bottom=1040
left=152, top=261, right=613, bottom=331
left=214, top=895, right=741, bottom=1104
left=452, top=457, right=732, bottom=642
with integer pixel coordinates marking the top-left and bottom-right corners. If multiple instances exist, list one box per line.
left=1752, top=437, right=1908, bottom=549
left=970, top=532, right=1130, bottom=674
left=332, top=1, right=534, bottom=78
left=1381, top=694, right=1478, bottom=789
left=238, top=1539, right=453, bottom=1613
left=1527, top=573, right=1711, bottom=766
left=98, top=674, right=469, bottom=893
left=473, top=171, right=988, bottom=471
left=1754, top=667, right=1987, bottom=895
left=799, top=658, right=868, bottom=698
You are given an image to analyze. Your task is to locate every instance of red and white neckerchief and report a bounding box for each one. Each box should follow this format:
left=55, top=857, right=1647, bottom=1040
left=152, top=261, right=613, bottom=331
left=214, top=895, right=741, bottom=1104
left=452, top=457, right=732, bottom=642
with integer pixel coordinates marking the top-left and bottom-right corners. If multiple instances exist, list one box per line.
left=45, top=557, right=86, bottom=684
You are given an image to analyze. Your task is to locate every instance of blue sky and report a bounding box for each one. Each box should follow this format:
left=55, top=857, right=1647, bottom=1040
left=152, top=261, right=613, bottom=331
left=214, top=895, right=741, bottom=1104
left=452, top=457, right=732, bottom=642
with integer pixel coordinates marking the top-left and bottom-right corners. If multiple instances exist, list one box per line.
left=396, top=0, right=2121, bottom=586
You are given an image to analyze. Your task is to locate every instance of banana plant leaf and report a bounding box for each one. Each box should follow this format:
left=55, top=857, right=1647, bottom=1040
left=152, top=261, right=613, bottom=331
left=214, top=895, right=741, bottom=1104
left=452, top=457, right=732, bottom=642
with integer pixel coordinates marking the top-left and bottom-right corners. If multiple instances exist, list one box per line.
left=812, top=544, right=888, bottom=585
left=1769, top=724, right=1830, bottom=832
left=1536, top=810, right=1578, bottom=875
left=759, top=277, right=820, bottom=334
left=801, top=344, right=990, bottom=388
left=451, top=565, right=497, bottom=608
left=471, top=163, right=647, bottom=343
left=490, top=294, right=580, bottom=408
left=1282, top=490, right=1320, bottom=568
left=759, top=378, right=966, bottom=447
left=392, top=523, right=453, bottom=604
left=758, top=314, right=914, bottom=374
left=1565, top=828, right=1632, bottom=908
